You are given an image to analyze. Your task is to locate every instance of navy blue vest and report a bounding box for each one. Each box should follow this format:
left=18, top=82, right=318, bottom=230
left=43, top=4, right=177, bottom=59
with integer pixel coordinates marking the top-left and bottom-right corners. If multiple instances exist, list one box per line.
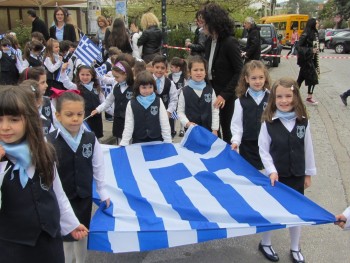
left=0, top=53, right=19, bottom=85
left=0, top=164, right=60, bottom=246
left=157, top=77, right=171, bottom=109
left=240, top=92, right=269, bottom=140
left=113, top=84, right=133, bottom=119
left=131, top=97, right=162, bottom=143
left=168, top=73, right=186, bottom=90
left=41, top=97, right=53, bottom=123
left=46, top=131, right=95, bottom=199
left=183, top=85, right=213, bottom=131
left=27, top=56, right=42, bottom=67
left=80, top=86, right=101, bottom=117
left=266, top=118, right=308, bottom=177
left=41, top=117, right=52, bottom=135
left=45, top=61, right=60, bottom=81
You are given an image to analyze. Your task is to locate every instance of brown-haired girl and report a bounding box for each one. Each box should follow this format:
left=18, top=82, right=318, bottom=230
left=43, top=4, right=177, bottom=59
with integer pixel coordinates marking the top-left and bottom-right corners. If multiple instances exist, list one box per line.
left=91, top=61, right=134, bottom=143
left=119, top=70, right=171, bottom=145
left=258, top=77, right=316, bottom=263
left=0, top=86, right=88, bottom=263
left=22, top=40, right=44, bottom=68
left=230, top=60, right=271, bottom=170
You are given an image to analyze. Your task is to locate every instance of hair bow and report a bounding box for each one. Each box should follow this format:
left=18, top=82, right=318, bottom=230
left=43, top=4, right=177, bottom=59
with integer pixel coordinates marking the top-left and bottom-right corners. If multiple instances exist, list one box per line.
left=50, top=87, right=81, bottom=99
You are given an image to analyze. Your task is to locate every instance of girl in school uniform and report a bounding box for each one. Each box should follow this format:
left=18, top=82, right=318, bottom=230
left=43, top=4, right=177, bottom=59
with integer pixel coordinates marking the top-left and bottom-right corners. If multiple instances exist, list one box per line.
left=46, top=92, right=110, bottom=263
left=230, top=60, right=271, bottom=170
left=91, top=61, right=134, bottom=144
left=59, top=64, right=105, bottom=138
left=22, top=40, right=44, bottom=68
left=168, top=56, right=188, bottom=137
left=177, top=55, right=219, bottom=136
left=0, top=86, right=88, bottom=263
left=44, top=38, right=64, bottom=95
left=0, top=38, right=20, bottom=85
left=120, top=70, right=171, bottom=146
left=258, top=77, right=316, bottom=263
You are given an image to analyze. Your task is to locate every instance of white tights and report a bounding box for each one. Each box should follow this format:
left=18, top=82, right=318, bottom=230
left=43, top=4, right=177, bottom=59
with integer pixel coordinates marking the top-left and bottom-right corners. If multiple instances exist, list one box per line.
left=261, top=226, right=301, bottom=251
left=63, top=238, right=88, bottom=263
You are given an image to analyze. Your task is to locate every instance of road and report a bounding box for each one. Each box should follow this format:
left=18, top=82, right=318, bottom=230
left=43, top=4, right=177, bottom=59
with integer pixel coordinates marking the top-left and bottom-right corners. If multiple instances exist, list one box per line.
left=87, top=48, right=350, bottom=263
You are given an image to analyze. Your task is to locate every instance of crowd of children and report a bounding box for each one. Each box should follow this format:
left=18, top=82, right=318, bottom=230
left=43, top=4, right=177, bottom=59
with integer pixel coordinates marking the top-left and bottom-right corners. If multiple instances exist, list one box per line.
left=0, top=29, right=347, bottom=263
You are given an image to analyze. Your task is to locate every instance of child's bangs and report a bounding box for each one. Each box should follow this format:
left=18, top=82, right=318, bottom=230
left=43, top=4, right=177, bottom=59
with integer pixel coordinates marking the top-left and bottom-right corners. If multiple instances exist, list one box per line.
left=0, top=91, right=26, bottom=116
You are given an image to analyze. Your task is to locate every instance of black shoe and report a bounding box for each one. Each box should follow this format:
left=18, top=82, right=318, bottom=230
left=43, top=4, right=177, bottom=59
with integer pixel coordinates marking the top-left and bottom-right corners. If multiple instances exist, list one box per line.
left=290, top=249, right=305, bottom=263
left=258, top=242, right=279, bottom=262
left=171, top=131, right=177, bottom=138
left=340, top=94, right=348, bottom=106
left=179, top=130, right=185, bottom=137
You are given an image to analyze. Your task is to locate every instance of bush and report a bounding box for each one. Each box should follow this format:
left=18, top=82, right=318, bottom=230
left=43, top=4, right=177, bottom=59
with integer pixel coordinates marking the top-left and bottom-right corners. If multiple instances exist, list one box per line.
left=12, top=20, right=31, bottom=48
left=166, top=26, right=194, bottom=60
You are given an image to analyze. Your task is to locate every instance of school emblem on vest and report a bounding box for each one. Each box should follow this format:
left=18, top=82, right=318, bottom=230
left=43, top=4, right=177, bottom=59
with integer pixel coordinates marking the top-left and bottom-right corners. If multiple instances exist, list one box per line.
left=296, top=125, right=306, bottom=139
left=44, top=106, right=51, bottom=117
left=43, top=127, right=49, bottom=135
left=82, top=143, right=93, bottom=158
left=263, top=102, right=268, bottom=110
left=204, top=93, right=212, bottom=103
left=126, top=91, right=133, bottom=100
left=162, top=94, right=168, bottom=103
left=150, top=106, right=158, bottom=116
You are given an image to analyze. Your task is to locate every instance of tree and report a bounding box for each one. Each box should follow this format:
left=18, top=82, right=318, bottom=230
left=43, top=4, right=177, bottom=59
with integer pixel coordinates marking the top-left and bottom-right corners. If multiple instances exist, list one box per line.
left=284, top=0, right=318, bottom=16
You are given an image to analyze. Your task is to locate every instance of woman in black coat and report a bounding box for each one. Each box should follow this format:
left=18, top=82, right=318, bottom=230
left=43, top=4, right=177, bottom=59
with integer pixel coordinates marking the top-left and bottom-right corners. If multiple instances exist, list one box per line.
left=200, top=3, right=243, bottom=144
left=49, top=7, right=76, bottom=43
left=104, top=18, right=132, bottom=55
left=297, top=18, right=320, bottom=105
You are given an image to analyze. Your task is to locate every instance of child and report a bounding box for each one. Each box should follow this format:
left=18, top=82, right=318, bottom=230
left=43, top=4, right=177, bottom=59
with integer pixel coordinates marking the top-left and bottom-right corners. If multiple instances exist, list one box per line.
left=258, top=77, right=316, bottom=263
left=152, top=55, right=178, bottom=137
left=46, top=92, right=110, bottom=263
left=19, top=80, right=55, bottom=135
left=287, top=28, right=299, bottom=57
left=168, top=57, right=188, bottom=137
left=44, top=38, right=64, bottom=95
left=60, top=64, right=105, bottom=138
left=230, top=60, right=271, bottom=170
left=0, top=38, right=20, bottom=85
left=20, top=66, right=55, bottom=125
left=92, top=61, right=134, bottom=144
left=335, top=207, right=350, bottom=229
left=133, top=60, right=146, bottom=77
left=177, top=55, right=219, bottom=136
left=22, top=40, right=44, bottom=68
left=120, top=70, right=171, bottom=146
left=0, top=86, right=88, bottom=263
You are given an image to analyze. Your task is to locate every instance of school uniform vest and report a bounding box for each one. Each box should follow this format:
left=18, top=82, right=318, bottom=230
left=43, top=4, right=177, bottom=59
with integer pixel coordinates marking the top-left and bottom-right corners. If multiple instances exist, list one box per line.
left=240, top=92, right=269, bottom=141
left=81, top=86, right=101, bottom=117
left=105, top=61, right=112, bottom=73
left=131, top=97, right=162, bottom=143
left=157, top=77, right=171, bottom=109
left=183, top=85, right=213, bottom=131
left=113, top=84, right=133, bottom=119
left=168, top=73, right=186, bottom=90
left=41, top=116, right=52, bottom=135
left=0, top=164, right=60, bottom=246
left=46, top=131, right=95, bottom=199
left=45, top=61, right=60, bottom=81
left=41, top=97, right=53, bottom=123
left=266, top=118, right=308, bottom=177
left=27, top=56, right=42, bottom=67
left=0, top=53, right=19, bottom=85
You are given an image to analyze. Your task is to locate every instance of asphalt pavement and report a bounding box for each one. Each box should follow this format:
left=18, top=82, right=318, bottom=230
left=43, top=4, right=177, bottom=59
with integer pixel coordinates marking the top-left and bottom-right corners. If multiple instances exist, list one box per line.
left=90, top=48, right=350, bottom=263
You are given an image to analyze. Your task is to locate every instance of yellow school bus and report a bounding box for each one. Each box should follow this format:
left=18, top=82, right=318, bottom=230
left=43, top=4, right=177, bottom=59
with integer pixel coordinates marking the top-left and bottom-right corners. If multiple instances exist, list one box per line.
left=260, top=14, right=309, bottom=46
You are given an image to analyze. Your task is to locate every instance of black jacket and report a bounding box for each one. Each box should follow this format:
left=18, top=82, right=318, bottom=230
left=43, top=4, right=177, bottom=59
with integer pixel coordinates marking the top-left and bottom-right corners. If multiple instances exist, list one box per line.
left=32, top=17, right=49, bottom=40
left=137, top=26, right=162, bottom=55
left=104, top=29, right=133, bottom=54
left=190, top=27, right=207, bottom=57
left=49, top=23, right=76, bottom=42
left=205, top=36, right=243, bottom=100
left=245, top=24, right=261, bottom=61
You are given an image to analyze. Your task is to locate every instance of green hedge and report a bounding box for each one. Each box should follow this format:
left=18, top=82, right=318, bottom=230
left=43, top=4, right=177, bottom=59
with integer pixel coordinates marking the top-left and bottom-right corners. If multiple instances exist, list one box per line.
left=165, top=26, right=194, bottom=60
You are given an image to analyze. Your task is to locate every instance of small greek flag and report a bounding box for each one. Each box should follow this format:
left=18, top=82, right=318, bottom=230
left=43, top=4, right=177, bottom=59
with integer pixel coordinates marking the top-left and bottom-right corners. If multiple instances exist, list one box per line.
left=74, top=35, right=103, bottom=66
left=171, top=111, right=178, bottom=120
left=95, top=64, right=107, bottom=77
left=98, top=40, right=103, bottom=50
left=0, top=34, right=5, bottom=40
left=9, top=46, right=19, bottom=57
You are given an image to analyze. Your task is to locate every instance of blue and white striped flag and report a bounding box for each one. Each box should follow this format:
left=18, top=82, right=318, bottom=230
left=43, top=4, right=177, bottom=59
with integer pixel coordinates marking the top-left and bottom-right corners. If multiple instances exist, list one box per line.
left=171, top=111, right=178, bottom=120
left=89, top=126, right=335, bottom=253
left=74, top=35, right=103, bottom=66
left=95, top=64, right=107, bottom=77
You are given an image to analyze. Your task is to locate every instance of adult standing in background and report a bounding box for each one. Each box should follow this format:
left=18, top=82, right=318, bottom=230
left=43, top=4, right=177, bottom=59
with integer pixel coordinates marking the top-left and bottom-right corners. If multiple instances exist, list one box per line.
left=104, top=18, right=132, bottom=55
left=297, top=18, right=320, bottom=105
left=96, top=16, right=109, bottom=42
left=137, top=12, right=162, bottom=63
left=241, top=17, right=261, bottom=63
left=200, top=3, right=243, bottom=144
left=49, top=7, right=76, bottom=42
left=185, top=11, right=207, bottom=57
left=27, top=9, right=49, bottom=41
left=129, top=19, right=143, bottom=60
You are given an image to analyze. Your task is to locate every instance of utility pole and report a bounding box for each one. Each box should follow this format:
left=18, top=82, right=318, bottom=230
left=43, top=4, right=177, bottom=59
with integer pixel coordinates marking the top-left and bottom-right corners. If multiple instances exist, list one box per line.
left=270, top=0, right=276, bottom=16
left=161, top=0, right=168, bottom=57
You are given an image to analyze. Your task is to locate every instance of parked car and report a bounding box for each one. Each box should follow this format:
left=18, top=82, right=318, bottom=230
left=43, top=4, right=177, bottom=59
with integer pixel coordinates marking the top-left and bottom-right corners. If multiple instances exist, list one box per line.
left=325, top=29, right=350, bottom=48
left=328, top=31, right=350, bottom=54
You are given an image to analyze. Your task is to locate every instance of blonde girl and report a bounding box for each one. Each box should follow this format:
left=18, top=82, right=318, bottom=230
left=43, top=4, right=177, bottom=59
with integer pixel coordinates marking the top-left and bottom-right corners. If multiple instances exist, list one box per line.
left=44, top=38, right=64, bottom=94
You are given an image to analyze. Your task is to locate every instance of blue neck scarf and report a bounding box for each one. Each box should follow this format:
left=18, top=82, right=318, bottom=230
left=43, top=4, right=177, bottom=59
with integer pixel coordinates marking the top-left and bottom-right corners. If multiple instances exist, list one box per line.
left=248, top=87, right=264, bottom=99
left=83, top=82, right=94, bottom=92
left=55, top=121, right=85, bottom=152
left=136, top=92, right=156, bottom=109
left=0, top=141, right=31, bottom=188
left=188, top=79, right=206, bottom=90
left=119, top=81, right=127, bottom=89
left=3, top=50, right=11, bottom=56
left=275, top=109, right=297, bottom=120
left=172, top=71, right=182, bottom=78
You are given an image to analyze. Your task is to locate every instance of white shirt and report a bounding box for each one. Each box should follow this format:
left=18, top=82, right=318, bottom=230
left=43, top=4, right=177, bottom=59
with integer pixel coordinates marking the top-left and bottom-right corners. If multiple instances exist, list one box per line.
left=230, top=91, right=267, bottom=145
left=120, top=99, right=172, bottom=146
left=342, top=207, right=350, bottom=229
left=152, top=75, right=179, bottom=114
left=132, top=31, right=143, bottom=59
left=207, top=39, right=217, bottom=80
left=177, top=88, right=220, bottom=131
left=44, top=55, right=62, bottom=73
left=258, top=117, right=317, bottom=177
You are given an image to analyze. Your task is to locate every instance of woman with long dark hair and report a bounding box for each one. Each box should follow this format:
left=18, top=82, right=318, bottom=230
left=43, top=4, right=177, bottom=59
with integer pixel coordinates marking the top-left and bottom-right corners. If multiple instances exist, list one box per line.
left=104, top=18, right=132, bottom=54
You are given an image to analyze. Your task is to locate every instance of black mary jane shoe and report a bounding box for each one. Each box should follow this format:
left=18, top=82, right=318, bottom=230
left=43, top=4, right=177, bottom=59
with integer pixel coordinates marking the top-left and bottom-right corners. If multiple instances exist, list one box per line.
left=290, top=249, right=305, bottom=263
left=258, top=242, right=279, bottom=262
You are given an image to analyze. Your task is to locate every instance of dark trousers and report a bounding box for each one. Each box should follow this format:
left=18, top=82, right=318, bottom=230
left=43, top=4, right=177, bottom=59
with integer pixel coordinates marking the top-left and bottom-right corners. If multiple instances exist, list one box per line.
left=218, top=96, right=235, bottom=144
left=297, top=73, right=315, bottom=95
left=343, top=89, right=350, bottom=97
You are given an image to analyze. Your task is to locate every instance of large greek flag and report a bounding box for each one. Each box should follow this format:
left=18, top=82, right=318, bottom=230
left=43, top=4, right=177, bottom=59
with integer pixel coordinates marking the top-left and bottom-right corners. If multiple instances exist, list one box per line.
left=88, top=126, right=335, bottom=253
left=74, top=35, right=103, bottom=66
